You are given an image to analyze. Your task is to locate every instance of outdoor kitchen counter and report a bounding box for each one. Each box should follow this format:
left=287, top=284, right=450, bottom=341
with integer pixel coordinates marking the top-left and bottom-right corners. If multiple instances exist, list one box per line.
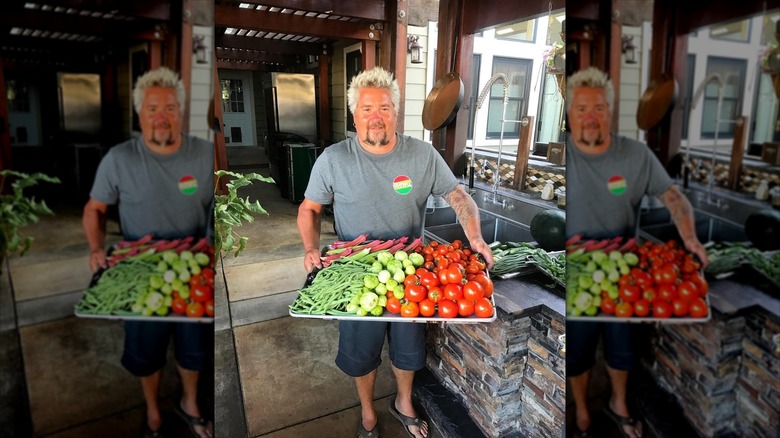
left=647, top=278, right=779, bottom=437
left=423, top=275, right=566, bottom=438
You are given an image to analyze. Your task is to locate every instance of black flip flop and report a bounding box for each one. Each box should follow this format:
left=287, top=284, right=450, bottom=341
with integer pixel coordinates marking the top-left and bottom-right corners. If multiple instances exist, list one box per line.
left=174, top=403, right=213, bottom=438
left=603, top=404, right=643, bottom=438
left=356, top=417, right=380, bottom=438
left=389, top=401, right=427, bottom=438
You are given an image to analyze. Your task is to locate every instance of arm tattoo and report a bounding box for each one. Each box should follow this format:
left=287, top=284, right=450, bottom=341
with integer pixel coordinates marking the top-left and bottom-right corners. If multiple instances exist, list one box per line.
left=660, top=186, right=696, bottom=241
left=443, top=187, right=477, bottom=237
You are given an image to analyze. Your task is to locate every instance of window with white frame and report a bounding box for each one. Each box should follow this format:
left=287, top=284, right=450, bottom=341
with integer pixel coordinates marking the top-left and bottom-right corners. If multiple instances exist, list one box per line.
left=486, top=57, right=532, bottom=139
left=700, top=57, right=746, bottom=139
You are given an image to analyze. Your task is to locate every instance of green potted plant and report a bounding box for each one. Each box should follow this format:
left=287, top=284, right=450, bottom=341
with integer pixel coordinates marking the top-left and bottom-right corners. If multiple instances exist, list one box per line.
left=214, top=170, right=275, bottom=257
left=0, top=170, right=61, bottom=274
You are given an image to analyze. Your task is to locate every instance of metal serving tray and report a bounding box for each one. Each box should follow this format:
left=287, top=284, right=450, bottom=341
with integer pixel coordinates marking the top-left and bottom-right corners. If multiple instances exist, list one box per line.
left=288, top=267, right=497, bottom=324
left=566, top=294, right=712, bottom=324
left=74, top=266, right=214, bottom=324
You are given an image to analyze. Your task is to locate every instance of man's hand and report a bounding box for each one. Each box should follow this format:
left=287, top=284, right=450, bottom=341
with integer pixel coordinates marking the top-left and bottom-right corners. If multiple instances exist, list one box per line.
left=89, top=248, right=108, bottom=272
left=468, top=238, right=494, bottom=270
left=303, top=248, right=323, bottom=273
left=684, top=238, right=709, bottom=269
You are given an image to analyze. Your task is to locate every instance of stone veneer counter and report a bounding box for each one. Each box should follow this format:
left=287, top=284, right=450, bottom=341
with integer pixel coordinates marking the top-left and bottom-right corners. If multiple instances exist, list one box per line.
left=424, top=275, right=565, bottom=438
left=647, top=280, right=779, bottom=437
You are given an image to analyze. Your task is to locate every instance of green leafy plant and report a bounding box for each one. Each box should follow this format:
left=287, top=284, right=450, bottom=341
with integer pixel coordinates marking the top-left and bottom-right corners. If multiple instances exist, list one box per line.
left=214, top=170, right=275, bottom=257
left=1, top=170, right=61, bottom=258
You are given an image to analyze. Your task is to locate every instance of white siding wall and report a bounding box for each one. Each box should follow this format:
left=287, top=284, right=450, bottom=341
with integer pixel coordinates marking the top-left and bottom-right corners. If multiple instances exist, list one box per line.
left=331, top=41, right=348, bottom=141
left=188, top=25, right=214, bottom=141
left=618, top=26, right=643, bottom=141
left=404, top=26, right=428, bottom=140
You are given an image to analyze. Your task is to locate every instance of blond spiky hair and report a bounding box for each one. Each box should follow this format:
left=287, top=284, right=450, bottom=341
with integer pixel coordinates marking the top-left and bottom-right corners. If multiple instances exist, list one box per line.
left=347, top=66, right=400, bottom=116
left=566, top=67, right=615, bottom=114
left=132, top=67, right=185, bottom=114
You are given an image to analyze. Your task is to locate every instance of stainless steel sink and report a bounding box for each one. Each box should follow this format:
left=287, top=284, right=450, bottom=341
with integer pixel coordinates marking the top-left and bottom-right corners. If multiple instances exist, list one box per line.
left=424, top=205, right=534, bottom=244
left=638, top=188, right=764, bottom=244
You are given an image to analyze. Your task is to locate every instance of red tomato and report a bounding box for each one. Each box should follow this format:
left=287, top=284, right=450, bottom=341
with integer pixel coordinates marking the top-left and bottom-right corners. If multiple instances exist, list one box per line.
left=419, top=299, right=436, bottom=317
left=615, top=302, right=633, bottom=318
left=423, top=261, right=435, bottom=271
left=687, top=273, right=708, bottom=296
left=445, top=266, right=463, bottom=285
left=404, top=274, right=420, bottom=288
left=438, top=300, right=459, bottom=318
left=386, top=297, right=402, bottom=314
left=401, top=301, right=420, bottom=318
left=600, top=297, right=616, bottom=315
left=619, top=285, right=641, bottom=303
left=653, top=264, right=679, bottom=284
left=438, top=269, right=450, bottom=285
left=427, top=286, right=444, bottom=303
left=633, top=299, right=651, bottom=317
left=689, top=298, right=708, bottom=318
left=472, top=275, right=493, bottom=298
left=465, top=263, right=481, bottom=275
left=462, top=281, right=484, bottom=302
left=451, top=239, right=463, bottom=250
left=186, top=301, right=205, bottom=318
left=642, top=288, right=657, bottom=302
left=652, top=300, right=672, bottom=318
left=420, top=272, right=440, bottom=289
left=633, top=271, right=653, bottom=290
left=618, top=274, right=634, bottom=288
left=672, top=299, right=689, bottom=317
left=405, top=284, right=427, bottom=303
left=201, top=267, right=215, bottom=287
left=423, top=246, right=434, bottom=255
left=443, top=283, right=463, bottom=301
left=458, top=299, right=475, bottom=317
left=415, top=267, right=428, bottom=277
left=677, top=281, right=699, bottom=302
left=172, top=297, right=188, bottom=315
left=191, top=284, right=213, bottom=303
left=205, top=299, right=215, bottom=317
left=657, top=283, right=678, bottom=302
left=189, top=274, right=204, bottom=288
left=474, top=298, right=494, bottom=318
left=436, top=245, right=449, bottom=256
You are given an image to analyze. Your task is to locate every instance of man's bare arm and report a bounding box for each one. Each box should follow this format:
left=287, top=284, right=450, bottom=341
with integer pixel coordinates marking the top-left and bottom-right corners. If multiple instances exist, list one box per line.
left=297, top=198, right=325, bottom=272
left=658, top=185, right=709, bottom=268
left=82, top=198, right=109, bottom=272
left=443, top=185, right=494, bottom=268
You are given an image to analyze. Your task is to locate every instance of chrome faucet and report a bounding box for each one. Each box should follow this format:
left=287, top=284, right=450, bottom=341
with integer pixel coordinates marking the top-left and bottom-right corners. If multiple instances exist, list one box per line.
left=689, top=72, right=733, bottom=207
left=469, top=73, right=510, bottom=194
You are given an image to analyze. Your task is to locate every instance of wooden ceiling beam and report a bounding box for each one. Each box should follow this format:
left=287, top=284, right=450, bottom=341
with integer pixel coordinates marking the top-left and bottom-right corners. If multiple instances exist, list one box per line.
left=216, top=59, right=281, bottom=71
left=215, top=33, right=327, bottom=56
left=462, top=0, right=565, bottom=34
left=0, top=9, right=168, bottom=40
left=9, top=0, right=171, bottom=21
left=225, top=0, right=386, bottom=22
left=216, top=47, right=298, bottom=64
left=215, top=4, right=380, bottom=41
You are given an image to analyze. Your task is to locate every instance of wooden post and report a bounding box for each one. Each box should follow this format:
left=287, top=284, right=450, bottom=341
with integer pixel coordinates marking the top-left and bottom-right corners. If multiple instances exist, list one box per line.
left=512, top=116, right=533, bottom=191
left=318, top=53, right=331, bottom=147
left=180, top=0, right=193, bottom=134
left=0, top=59, right=11, bottom=172
left=727, top=116, right=748, bottom=191
left=213, top=60, right=229, bottom=195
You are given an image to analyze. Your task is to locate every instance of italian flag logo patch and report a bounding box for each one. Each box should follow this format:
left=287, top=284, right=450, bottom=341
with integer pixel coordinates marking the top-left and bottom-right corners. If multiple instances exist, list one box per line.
left=393, top=175, right=413, bottom=195
left=178, top=175, right=198, bottom=196
left=607, top=175, right=627, bottom=195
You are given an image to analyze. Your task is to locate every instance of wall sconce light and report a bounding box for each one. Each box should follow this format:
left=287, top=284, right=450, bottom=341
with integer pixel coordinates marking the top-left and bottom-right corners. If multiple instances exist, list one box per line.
left=407, top=35, right=423, bottom=64
left=193, top=35, right=208, bottom=64
left=621, top=35, right=637, bottom=64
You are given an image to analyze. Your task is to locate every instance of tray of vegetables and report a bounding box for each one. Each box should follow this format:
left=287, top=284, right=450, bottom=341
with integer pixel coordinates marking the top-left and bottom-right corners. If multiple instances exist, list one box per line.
left=565, top=235, right=711, bottom=323
left=489, top=241, right=565, bottom=288
left=289, top=236, right=496, bottom=323
left=75, top=235, right=215, bottom=323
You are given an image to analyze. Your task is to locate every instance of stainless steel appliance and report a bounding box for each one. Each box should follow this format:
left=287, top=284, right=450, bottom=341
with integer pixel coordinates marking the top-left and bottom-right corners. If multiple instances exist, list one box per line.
left=263, top=73, right=318, bottom=202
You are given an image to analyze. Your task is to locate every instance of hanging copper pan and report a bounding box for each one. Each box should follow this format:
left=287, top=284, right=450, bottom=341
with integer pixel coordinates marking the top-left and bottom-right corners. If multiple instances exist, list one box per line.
left=636, top=73, right=679, bottom=131
left=421, top=72, right=464, bottom=131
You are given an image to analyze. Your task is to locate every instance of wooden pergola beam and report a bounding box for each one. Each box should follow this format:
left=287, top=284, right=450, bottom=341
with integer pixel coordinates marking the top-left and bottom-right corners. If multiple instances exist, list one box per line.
left=215, top=4, right=379, bottom=41
left=215, top=59, right=283, bottom=71
left=462, top=0, right=565, bottom=34
left=8, top=0, right=172, bottom=21
left=216, top=48, right=298, bottom=64
left=224, top=0, right=386, bottom=22
left=215, top=34, right=327, bottom=56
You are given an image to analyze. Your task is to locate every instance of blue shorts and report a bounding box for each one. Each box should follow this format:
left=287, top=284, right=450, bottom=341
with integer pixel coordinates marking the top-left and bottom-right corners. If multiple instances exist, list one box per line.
left=335, top=320, right=426, bottom=377
left=566, top=320, right=634, bottom=376
left=121, top=320, right=211, bottom=377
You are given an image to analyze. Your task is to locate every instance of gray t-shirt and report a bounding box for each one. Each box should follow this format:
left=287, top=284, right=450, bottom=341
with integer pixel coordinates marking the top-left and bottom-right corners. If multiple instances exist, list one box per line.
left=305, top=134, right=458, bottom=241
left=566, top=134, right=673, bottom=239
left=90, top=135, right=214, bottom=240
